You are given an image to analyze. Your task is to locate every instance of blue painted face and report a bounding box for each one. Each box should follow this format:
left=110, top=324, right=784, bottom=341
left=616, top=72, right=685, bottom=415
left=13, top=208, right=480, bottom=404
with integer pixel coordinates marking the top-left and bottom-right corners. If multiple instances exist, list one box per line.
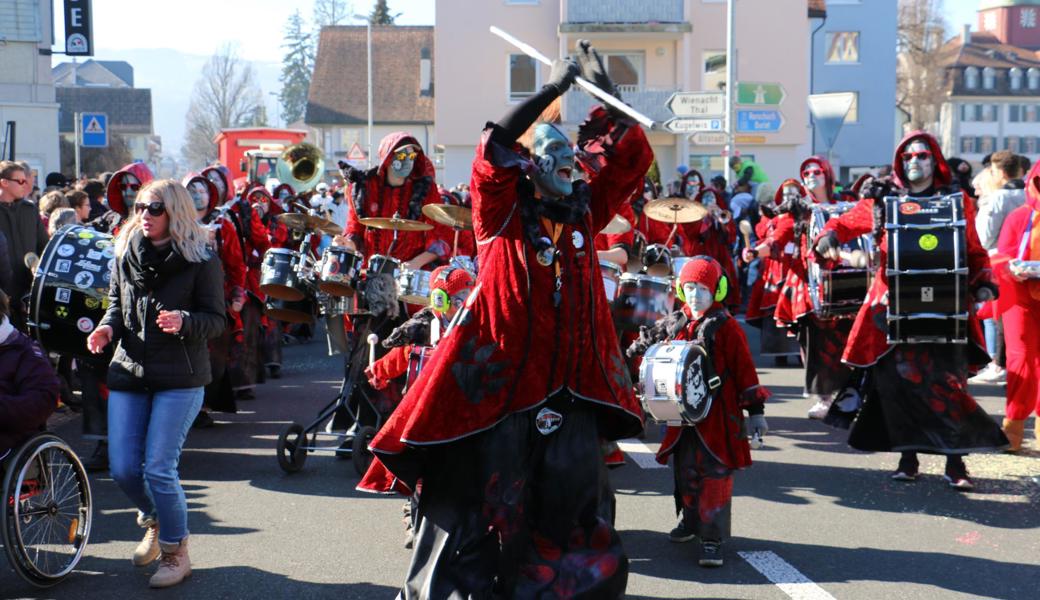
left=531, top=124, right=575, bottom=199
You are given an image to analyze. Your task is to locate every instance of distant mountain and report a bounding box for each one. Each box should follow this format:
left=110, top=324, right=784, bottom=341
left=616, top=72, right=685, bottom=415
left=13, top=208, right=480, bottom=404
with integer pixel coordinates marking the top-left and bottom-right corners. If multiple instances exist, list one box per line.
left=66, top=48, right=283, bottom=159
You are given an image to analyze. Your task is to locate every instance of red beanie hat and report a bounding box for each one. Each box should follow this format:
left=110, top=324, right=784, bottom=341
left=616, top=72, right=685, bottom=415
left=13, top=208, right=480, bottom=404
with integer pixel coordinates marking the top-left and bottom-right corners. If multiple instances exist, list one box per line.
left=678, top=257, right=722, bottom=292
left=431, top=265, right=476, bottom=297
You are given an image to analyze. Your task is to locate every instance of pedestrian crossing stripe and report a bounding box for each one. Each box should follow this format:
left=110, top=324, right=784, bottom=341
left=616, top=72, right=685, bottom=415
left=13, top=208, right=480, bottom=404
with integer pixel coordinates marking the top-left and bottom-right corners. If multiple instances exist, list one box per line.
left=85, top=117, right=104, bottom=134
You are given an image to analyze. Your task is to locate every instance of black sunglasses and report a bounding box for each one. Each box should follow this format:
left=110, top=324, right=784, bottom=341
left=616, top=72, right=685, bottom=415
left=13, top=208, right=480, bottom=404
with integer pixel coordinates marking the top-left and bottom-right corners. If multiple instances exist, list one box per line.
left=134, top=201, right=166, bottom=217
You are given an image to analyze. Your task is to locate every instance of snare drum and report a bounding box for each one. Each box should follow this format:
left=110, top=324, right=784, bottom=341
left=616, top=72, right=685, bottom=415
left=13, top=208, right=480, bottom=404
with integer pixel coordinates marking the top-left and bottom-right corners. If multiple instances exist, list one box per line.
left=260, top=248, right=310, bottom=301
left=29, top=224, right=115, bottom=360
left=317, top=246, right=364, bottom=297
left=638, top=341, right=718, bottom=425
left=641, top=243, right=674, bottom=278
left=397, top=269, right=432, bottom=305
left=368, top=254, right=402, bottom=277
left=600, top=260, right=623, bottom=302
left=884, top=193, right=968, bottom=343
left=450, top=255, right=477, bottom=274
left=613, top=273, right=675, bottom=332
left=318, top=292, right=358, bottom=318
left=808, top=203, right=874, bottom=317
left=265, top=296, right=316, bottom=325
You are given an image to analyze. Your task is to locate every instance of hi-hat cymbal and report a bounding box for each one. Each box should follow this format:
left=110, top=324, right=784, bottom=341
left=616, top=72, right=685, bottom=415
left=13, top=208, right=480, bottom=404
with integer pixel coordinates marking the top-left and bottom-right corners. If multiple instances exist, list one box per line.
left=644, top=198, right=708, bottom=224
left=276, top=212, right=343, bottom=236
left=359, top=216, right=434, bottom=232
left=422, top=204, right=473, bottom=230
left=599, top=214, right=632, bottom=235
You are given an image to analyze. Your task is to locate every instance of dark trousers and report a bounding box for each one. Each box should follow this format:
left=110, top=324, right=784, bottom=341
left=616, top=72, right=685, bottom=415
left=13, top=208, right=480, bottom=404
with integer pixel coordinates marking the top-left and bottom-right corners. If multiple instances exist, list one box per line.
left=229, top=301, right=261, bottom=391
left=77, top=360, right=109, bottom=440
left=672, top=429, right=733, bottom=542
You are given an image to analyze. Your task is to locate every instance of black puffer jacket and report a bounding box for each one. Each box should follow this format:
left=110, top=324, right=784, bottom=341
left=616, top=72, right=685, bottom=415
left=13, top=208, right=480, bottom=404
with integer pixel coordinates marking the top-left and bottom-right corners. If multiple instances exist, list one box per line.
left=100, top=241, right=225, bottom=392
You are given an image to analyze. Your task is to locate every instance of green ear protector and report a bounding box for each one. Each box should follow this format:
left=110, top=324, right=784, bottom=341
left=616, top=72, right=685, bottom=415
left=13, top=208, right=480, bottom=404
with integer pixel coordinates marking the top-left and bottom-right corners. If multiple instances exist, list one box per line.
left=429, top=266, right=458, bottom=314
left=674, top=256, right=729, bottom=305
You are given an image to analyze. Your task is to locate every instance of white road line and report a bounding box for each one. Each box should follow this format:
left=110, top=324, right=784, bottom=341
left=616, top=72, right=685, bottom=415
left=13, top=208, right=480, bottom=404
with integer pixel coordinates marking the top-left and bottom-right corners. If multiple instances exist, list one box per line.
left=738, top=551, right=837, bottom=600
left=617, top=438, right=667, bottom=469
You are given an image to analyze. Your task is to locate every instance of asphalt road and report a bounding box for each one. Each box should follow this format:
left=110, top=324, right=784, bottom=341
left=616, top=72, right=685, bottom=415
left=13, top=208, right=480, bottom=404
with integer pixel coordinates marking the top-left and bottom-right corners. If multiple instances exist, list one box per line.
left=2, top=322, right=1038, bottom=600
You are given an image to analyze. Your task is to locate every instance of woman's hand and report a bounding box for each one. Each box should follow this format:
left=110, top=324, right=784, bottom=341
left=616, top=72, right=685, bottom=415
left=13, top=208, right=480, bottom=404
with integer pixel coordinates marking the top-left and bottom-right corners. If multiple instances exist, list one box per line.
left=87, top=325, right=113, bottom=354
left=157, top=310, right=184, bottom=335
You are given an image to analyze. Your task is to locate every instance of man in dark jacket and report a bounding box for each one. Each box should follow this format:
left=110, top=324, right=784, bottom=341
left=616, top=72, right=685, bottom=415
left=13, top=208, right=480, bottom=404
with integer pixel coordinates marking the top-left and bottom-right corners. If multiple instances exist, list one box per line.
left=0, top=161, right=49, bottom=328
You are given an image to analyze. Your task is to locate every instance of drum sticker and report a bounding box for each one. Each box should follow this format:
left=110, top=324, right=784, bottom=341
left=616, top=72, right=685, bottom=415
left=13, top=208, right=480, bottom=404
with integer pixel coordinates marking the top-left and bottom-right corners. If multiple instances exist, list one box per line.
left=75, top=260, right=101, bottom=273
left=101, top=245, right=115, bottom=258
left=919, top=234, right=939, bottom=251
left=55, top=288, right=71, bottom=304
left=55, top=305, right=69, bottom=319
left=76, top=317, right=94, bottom=333
left=86, top=249, right=102, bottom=260
left=922, top=287, right=934, bottom=302
left=571, top=230, right=584, bottom=249
left=55, top=259, right=71, bottom=273
left=900, top=202, right=921, bottom=215
left=74, top=271, right=95, bottom=289
left=328, top=259, right=340, bottom=275
left=535, top=407, right=563, bottom=435
left=77, top=230, right=93, bottom=239
left=84, top=297, right=100, bottom=310
left=102, top=298, right=111, bottom=310
left=56, top=244, right=76, bottom=258
left=78, top=238, right=91, bottom=246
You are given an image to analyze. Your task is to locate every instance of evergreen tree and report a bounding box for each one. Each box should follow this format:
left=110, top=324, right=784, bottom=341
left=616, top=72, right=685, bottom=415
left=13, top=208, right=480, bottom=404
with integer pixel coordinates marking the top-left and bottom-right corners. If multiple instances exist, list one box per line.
left=369, top=0, right=399, bottom=25
left=279, top=10, right=313, bottom=125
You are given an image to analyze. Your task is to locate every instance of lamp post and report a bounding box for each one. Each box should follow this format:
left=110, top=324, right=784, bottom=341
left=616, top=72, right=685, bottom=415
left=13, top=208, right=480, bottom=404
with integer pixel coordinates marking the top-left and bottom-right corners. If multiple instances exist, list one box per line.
left=354, top=13, right=374, bottom=168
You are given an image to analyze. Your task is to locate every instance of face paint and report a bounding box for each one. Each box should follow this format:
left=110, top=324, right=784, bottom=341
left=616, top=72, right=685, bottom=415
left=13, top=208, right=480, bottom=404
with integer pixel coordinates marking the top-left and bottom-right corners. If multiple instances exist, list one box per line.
left=188, top=181, right=210, bottom=212
left=701, top=192, right=717, bottom=207
left=686, top=181, right=702, bottom=199
left=802, top=162, right=824, bottom=191
left=531, top=124, right=575, bottom=198
left=389, top=145, right=417, bottom=180
left=206, top=171, right=227, bottom=201
left=902, top=140, right=934, bottom=185
left=121, top=173, right=141, bottom=206
left=684, top=282, right=714, bottom=315
left=782, top=184, right=802, bottom=207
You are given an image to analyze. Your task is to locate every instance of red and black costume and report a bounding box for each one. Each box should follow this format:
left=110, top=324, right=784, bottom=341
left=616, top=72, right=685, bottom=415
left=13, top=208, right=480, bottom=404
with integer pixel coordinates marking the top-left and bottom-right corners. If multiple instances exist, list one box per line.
left=744, top=186, right=800, bottom=359
left=683, top=187, right=741, bottom=308
left=95, top=162, right=154, bottom=233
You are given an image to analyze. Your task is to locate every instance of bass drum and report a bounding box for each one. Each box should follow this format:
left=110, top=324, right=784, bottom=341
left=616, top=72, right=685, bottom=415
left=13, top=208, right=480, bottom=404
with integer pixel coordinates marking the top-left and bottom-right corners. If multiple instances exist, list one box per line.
left=612, top=274, right=674, bottom=333
left=807, top=203, right=874, bottom=318
left=29, top=225, right=115, bottom=360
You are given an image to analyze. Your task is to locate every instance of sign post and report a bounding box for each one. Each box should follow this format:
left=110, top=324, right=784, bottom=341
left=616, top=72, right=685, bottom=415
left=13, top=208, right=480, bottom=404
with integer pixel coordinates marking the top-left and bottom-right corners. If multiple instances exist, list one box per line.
left=64, top=0, right=94, bottom=56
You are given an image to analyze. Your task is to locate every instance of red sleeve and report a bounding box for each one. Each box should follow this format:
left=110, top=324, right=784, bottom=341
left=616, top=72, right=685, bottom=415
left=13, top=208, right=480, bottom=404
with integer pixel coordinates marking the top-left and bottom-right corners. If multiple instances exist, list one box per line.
left=719, top=318, right=770, bottom=408
left=581, top=109, right=654, bottom=234
left=602, top=201, right=636, bottom=249
left=995, top=205, right=1030, bottom=274
left=345, top=182, right=365, bottom=242
left=471, top=129, right=523, bottom=243
left=754, top=218, right=771, bottom=240
left=219, top=220, right=246, bottom=299
left=765, top=214, right=795, bottom=248
left=371, top=345, right=411, bottom=381
left=823, top=196, right=875, bottom=243
left=249, top=211, right=270, bottom=255
left=0, top=342, right=59, bottom=434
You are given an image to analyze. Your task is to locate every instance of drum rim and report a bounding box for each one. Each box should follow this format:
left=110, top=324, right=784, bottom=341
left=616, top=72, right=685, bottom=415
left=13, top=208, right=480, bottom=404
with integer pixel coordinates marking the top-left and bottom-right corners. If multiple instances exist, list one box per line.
left=619, top=273, right=672, bottom=285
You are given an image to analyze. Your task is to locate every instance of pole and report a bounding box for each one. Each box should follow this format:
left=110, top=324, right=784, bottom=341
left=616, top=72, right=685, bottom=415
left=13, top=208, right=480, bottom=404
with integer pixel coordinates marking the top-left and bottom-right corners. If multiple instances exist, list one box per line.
left=366, top=19, right=373, bottom=169
left=74, top=112, right=81, bottom=179
left=724, top=0, right=736, bottom=186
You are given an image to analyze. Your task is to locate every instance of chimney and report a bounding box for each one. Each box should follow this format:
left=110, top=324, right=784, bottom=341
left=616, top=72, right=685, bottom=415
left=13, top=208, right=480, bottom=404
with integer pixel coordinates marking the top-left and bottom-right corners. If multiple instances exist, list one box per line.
left=963, top=24, right=971, bottom=45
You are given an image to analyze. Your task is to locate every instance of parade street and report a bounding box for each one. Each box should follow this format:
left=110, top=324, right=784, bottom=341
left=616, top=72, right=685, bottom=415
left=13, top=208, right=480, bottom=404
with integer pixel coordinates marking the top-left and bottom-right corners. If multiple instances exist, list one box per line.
left=3, top=323, right=1037, bottom=600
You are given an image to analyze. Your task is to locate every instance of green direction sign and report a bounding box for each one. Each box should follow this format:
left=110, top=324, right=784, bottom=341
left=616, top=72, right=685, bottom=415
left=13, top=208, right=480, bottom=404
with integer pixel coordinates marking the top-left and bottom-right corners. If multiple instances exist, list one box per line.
left=737, top=82, right=786, bottom=106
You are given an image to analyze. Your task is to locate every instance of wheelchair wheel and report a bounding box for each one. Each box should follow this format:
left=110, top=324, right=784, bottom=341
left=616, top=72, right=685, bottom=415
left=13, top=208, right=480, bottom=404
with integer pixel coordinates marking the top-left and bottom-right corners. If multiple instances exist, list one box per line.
left=276, top=423, right=308, bottom=473
left=2, top=433, right=92, bottom=587
left=352, top=425, right=377, bottom=477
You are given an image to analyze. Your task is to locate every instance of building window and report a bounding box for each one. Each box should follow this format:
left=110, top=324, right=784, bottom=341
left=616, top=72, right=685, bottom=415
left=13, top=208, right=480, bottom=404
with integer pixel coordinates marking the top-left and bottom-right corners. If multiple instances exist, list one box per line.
left=844, top=92, right=859, bottom=123
left=703, top=51, right=727, bottom=91
left=983, top=104, right=998, bottom=122
left=1011, top=67, right=1024, bottom=90
left=960, top=137, right=977, bottom=154
left=1026, top=105, right=1039, bottom=122
left=1030, top=68, right=1040, bottom=90
left=980, top=135, right=997, bottom=154
left=965, top=67, right=979, bottom=89
left=825, top=32, right=860, bottom=63
left=602, top=53, right=644, bottom=89
left=983, top=67, right=997, bottom=90
left=1023, top=8, right=1038, bottom=28
left=1025, top=136, right=1038, bottom=154
left=508, top=54, right=539, bottom=101
left=961, top=103, right=979, bottom=122
left=1010, top=105, right=1020, bottom=122
left=1007, top=136, right=1021, bottom=153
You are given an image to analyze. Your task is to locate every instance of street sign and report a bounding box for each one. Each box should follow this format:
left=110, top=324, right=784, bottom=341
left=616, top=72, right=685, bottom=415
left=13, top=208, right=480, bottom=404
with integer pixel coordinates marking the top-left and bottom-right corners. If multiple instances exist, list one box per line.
left=736, top=110, right=784, bottom=133
left=808, top=92, right=856, bottom=150
left=64, top=0, right=94, bottom=56
left=735, top=135, right=768, bottom=144
left=666, top=92, right=726, bottom=118
left=663, top=117, right=724, bottom=134
left=80, top=113, right=108, bottom=148
left=737, top=82, right=786, bottom=106
left=690, top=132, right=728, bottom=145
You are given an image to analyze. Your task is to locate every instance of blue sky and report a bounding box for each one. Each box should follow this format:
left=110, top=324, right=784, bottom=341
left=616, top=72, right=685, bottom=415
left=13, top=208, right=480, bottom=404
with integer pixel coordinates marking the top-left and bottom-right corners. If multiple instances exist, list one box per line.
left=946, top=0, right=982, bottom=32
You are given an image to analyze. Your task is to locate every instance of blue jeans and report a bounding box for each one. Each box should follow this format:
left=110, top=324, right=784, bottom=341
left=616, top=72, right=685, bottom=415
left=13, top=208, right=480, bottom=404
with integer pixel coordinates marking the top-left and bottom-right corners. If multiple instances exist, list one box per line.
left=108, top=387, right=203, bottom=545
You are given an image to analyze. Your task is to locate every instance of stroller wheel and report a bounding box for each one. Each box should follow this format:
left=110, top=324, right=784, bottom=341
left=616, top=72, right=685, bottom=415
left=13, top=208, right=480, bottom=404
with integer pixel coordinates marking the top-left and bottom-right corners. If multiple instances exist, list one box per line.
left=276, top=423, right=308, bottom=473
left=352, top=425, right=377, bottom=477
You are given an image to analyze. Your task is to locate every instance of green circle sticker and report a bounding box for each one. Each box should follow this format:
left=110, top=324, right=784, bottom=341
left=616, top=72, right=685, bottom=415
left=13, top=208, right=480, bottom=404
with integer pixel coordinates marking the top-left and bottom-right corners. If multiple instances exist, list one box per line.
left=919, top=234, right=939, bottom=251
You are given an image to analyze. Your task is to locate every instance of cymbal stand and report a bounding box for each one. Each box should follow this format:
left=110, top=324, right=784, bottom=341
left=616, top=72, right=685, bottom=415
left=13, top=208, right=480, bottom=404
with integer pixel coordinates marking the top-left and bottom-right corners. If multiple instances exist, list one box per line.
left=386, top=212, right=402, bottom=257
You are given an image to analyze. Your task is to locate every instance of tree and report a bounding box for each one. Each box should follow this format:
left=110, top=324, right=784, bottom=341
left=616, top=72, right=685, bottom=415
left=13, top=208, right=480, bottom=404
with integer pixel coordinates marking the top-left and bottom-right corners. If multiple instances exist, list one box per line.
left=60, top=133, right=133, bottom=178
left=182, top=44, right=266, bottom=169
left=370, top=0, right=400, bottom=25
left=313, top=0, right=350, bottom=27
left=897, top=0, right=949, bottom=132
left=280, top=10, right=313, bottom=125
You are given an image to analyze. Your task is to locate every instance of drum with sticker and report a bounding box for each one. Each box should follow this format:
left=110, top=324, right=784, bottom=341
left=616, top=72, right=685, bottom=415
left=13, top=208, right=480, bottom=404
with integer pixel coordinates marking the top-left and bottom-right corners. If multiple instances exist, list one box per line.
left=28, top=224, right=114, bottom=360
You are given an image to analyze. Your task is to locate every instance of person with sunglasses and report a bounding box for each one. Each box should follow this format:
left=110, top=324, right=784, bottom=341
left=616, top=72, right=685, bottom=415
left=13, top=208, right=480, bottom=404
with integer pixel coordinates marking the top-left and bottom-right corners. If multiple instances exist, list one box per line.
left=0, top=161, right=49, bottom=329
left=813, top=131, right=1008, bottom=491
left=87, top=179, right=225, bottom=589
left=800, top=156, right=839, bottom=205
left=99, top=162, right=155, bottom=234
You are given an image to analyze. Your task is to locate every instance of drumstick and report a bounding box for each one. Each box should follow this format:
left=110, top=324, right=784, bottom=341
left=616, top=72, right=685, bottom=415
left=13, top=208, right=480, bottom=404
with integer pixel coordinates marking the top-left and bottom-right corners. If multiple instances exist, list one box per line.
left=367, top=333, right=378, bottom=365
left=430, top=316, right=441, bottom=346
left=739, top=220, right=753, bottom=250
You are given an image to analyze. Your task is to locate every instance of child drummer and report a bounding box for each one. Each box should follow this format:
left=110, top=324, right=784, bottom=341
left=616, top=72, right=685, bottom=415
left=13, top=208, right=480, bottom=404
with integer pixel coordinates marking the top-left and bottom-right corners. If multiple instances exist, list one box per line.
left=628, top=257, right=770, bottom=567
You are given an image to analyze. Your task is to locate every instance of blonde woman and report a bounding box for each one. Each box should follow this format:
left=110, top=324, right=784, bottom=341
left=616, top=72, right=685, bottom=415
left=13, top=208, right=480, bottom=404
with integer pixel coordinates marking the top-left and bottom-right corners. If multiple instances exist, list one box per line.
left=87, top=179, right=225, bottom=588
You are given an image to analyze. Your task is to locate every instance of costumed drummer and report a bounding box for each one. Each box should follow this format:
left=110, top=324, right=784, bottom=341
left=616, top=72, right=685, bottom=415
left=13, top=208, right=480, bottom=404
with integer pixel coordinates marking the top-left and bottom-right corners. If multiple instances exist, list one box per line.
left=627, top=257, right=769, bottom=567
left=684, top=187, right=741, bottom=308
left=367, top=40, right=651, bottom=599
left=814, top=131, right=1008, bottom=490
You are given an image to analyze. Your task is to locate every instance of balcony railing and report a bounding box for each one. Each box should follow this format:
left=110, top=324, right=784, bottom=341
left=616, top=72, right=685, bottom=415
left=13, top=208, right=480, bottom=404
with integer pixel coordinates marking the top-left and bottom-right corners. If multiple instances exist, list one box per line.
left=566, top=0, right=685, bottom=24
left=565, top=86, right=679, bottom=125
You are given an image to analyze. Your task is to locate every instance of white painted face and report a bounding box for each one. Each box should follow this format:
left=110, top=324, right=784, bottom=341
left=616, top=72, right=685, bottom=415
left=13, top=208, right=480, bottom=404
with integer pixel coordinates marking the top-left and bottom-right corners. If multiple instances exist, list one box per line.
left=902, top=140, right=934, bottom=185
left=802, top=161, right=825, bottom=192
left=683, top=282, right=714, bottom=315
left=782, top=184, right=803, bottom=207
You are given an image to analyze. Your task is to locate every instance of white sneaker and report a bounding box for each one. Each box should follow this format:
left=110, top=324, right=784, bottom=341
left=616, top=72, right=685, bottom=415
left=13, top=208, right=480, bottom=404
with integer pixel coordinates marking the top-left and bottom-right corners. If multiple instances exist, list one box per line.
left=807, top=395, right=833, bottom=420
left=969, top=364, right=1006, bottom=385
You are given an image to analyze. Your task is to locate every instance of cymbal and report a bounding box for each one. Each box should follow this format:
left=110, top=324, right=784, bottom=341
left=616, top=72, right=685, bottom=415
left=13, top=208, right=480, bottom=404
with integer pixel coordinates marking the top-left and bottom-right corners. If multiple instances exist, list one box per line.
left=359, top=216, right=433, bottom=232
left=422, top=204, right=473, bottom=230
left=599, top=214, right=632, bottom=235
left=644, top=198, right=708, bottom=224
left=276, top=212, right=343, bottom=236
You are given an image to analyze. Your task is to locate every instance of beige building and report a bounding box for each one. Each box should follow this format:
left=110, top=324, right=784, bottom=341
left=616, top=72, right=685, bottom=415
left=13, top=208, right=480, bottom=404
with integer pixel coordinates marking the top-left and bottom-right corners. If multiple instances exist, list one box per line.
left=435, top=0, right=814, bottom=188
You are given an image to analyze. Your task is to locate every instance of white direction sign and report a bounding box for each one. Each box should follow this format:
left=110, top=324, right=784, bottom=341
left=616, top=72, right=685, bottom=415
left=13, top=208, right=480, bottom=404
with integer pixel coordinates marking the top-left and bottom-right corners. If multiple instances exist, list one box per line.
left=663, top=117, right=724, bottom=134
left=666, top=92, right=726, bottom=118
left=690, top=132, right=728, bottom=145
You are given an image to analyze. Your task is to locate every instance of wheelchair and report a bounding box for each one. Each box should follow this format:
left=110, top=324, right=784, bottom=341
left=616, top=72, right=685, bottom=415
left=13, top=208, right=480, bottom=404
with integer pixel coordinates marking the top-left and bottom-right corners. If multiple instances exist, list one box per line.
left=1, top=432, right=92, bottom=587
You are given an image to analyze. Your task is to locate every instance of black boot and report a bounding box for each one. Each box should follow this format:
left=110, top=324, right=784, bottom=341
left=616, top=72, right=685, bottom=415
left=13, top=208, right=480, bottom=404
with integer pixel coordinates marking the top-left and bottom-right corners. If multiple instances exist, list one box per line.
left=82, top=441, right=109, bottom=473
left=192, top=410, right=215, bottom=429
left=268, top=365, right=282, bottom=379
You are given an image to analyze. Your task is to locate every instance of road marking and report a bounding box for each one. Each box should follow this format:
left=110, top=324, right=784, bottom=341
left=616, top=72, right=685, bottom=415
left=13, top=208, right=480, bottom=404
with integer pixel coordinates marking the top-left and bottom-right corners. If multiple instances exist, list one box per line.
left=617, top=438, right=667, bottom=469
left=738, top=551, right=837, bottom=600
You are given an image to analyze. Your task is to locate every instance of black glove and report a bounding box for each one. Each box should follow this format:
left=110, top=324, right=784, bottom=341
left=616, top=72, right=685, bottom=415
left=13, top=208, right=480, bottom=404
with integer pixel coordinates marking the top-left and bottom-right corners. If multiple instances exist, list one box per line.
left=337, top=161, right=365, bottom=184
left=814, top=231, right=840, bottom=259
left=544, top=58, right=580, bottom=96
left=575, top=39, right=617, bottom=98
left=860, top=176, right=895, bottom=201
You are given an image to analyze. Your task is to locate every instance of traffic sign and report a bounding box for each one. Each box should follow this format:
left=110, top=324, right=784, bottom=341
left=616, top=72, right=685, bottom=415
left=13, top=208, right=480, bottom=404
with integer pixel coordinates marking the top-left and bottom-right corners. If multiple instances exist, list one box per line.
left=735, top=135, right=768, bottom=144
left=690, top=132, right=728, bottom=145
left=80, top=113, right=108, bottom=148
left=736, top=110, right=784, bottom=133
left=808, top=92, right=856, bottom=150
left=737, top=82, right=786, bottom=106
left=666, top=92, right=725, bottom=118
left=663, top=117, right=724, bottom=134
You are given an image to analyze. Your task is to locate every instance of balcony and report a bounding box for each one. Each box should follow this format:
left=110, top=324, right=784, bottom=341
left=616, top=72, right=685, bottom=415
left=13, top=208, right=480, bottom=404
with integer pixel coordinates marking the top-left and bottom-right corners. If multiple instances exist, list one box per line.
left=561, top=0, right=691, bottom=35
left=565, top=85, right=679, bottom=126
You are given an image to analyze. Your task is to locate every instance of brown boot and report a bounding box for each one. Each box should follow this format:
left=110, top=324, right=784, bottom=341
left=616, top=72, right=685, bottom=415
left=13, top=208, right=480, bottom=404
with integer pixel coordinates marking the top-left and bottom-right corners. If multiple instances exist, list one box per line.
left=149, top=537, right=191, bottom=588
left=133, top=516, right=160, bottom=567
left=1003, top=418, right=1026, bottom=452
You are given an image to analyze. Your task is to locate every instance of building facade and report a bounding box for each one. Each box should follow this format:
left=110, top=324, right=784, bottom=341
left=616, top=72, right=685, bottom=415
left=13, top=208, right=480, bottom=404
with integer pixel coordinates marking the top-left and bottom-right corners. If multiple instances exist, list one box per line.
left=809, top=0, right=898, bottom=181
left=436, top=0, right=814, bottom=188
left=0, top=0, right=60, bottom=179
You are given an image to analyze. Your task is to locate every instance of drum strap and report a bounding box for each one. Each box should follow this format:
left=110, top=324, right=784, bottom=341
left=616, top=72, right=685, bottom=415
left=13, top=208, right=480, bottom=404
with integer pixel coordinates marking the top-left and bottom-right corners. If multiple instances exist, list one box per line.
left=693, top=310, right=730, bottom=392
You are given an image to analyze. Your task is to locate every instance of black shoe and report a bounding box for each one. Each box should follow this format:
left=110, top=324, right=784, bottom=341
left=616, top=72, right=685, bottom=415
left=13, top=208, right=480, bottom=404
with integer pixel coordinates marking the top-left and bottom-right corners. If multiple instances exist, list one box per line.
left=774, top=356, right=789, bottom=367
left=192, top=411, right=215, bottom=429
left=699, top=540, right=724, bottom=567
left=81, top=441, right=108, bottom=473
left=944, top=457, right=975, bottom=491
left=236, top=388, right=256, bottom=401
left=268, top=365, right=282, bottom=379
left=669, top=522, right=697, bottom=543
left=891, top=455, right=919, bottom=482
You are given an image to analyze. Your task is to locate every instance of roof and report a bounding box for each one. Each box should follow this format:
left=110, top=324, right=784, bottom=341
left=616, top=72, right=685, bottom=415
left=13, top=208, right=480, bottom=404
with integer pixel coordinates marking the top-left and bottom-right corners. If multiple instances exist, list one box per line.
left=52, top=60, right=134, bottom=88
left=938, top=32, right=1040, bottom=69
left=55, top=87, right=153, bottom=134
left=306, top=26, right=434, bottom=126
left=808, top=0, right=827, bottom=18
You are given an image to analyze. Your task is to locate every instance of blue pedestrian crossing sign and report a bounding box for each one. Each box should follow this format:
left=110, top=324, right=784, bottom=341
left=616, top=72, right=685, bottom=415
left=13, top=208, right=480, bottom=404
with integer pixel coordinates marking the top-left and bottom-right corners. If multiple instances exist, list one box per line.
left=80, top=113, right=108, bottom=148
